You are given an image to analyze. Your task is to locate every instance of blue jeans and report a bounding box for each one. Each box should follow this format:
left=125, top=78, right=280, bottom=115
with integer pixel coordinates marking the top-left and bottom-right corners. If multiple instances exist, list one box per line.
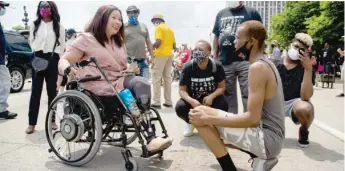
left=136, top=60, right=150, bottom=79
left=0, top=65, right=10, bottom=113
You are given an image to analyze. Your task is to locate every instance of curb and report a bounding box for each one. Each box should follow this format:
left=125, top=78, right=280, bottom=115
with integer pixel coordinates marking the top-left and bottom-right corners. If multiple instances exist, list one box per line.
left=313, top=119, right=344, bottom=142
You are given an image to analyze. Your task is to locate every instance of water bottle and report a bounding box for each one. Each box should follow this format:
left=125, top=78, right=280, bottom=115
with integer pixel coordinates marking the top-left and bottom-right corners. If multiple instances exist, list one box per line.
left=119, top=89, right=140, bottom=117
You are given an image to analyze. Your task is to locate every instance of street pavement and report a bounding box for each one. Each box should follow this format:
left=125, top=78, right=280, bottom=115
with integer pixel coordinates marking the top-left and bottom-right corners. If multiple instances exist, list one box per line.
left=0, top=79, right=343, bottom=171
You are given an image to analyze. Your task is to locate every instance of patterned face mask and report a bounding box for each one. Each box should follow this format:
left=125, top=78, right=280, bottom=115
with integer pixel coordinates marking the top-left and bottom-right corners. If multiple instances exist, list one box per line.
left=192, top=50, right=209, bottom=64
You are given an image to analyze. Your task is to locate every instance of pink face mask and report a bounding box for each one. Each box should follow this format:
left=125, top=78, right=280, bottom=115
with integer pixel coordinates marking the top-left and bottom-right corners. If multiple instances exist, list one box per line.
left=40, top=8, right=52, bottom=17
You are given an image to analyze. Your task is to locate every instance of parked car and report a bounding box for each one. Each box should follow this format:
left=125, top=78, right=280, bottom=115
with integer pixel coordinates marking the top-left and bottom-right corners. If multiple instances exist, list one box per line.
left=4, top=30, right=33, bottom=93
left=18, top=30, right=30, bottom=39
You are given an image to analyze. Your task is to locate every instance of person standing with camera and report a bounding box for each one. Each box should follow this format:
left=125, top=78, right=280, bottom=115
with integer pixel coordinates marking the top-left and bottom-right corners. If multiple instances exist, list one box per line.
left=26, top=1, right=65, bottom=134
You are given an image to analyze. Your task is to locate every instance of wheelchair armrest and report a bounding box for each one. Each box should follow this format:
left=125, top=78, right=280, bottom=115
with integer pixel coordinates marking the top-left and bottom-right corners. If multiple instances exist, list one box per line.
left=78, top=75, right=101, bottom=83
left=65, top=75, right=100, bottom=90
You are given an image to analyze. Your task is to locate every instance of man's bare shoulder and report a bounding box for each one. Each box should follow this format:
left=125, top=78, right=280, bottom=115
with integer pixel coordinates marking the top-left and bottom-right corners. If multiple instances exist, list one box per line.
left=249, top=60, right=274, bottom=80
left=249, top=61, right=269, bottom=73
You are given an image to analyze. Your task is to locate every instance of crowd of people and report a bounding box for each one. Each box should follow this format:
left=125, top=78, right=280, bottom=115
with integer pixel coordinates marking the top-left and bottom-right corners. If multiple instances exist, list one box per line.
left=0, top=1, right=344, bottom=171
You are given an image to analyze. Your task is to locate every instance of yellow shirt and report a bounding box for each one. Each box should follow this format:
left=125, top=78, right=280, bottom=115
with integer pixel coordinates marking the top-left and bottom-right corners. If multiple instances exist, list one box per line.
left=154, top=23, right=175, bottom=57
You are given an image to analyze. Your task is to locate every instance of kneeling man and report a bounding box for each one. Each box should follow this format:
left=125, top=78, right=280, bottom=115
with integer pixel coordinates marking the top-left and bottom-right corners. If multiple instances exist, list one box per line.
left=175, top=40, right=228, bottom=137
left=189, top=21, right=285, bottom=171
left=276, top=33, right=315, bottom=148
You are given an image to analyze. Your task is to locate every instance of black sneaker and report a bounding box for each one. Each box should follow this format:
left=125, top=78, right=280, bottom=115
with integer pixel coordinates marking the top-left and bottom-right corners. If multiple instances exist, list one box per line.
left=298, top=127, right=309, bottom=148
left=0, top=111, right=18, bottom=119
left=163, top=103, right=173, bottom=108
left=336, top=93, right=344, bottom=97
left=151, top=104, right=161, bottom=109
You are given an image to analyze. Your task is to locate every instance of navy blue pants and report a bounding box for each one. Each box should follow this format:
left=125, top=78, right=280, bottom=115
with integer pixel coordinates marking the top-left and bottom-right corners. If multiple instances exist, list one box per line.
left=175, top=95, right=228, bottom=124
left=28, top=51, right=59, bottom=125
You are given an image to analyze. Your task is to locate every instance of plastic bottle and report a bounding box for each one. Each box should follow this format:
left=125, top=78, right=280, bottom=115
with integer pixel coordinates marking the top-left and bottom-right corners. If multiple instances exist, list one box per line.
left=119, top=89, right=140, bottom=117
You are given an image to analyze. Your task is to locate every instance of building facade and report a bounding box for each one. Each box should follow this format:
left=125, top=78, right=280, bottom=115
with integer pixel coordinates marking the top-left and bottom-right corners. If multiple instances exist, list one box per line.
left=226, top=1, right=285, bottom=31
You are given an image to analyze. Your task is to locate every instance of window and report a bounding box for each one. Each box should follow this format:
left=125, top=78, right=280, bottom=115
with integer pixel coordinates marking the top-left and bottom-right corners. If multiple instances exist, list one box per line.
left=4, top=33, right=32, bottom=52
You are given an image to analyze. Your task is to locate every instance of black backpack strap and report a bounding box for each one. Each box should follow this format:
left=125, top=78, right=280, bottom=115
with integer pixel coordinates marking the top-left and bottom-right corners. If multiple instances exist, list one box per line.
left=191, top=58, right=196, bottom=71
left=209, top=57, right=217, bottom=74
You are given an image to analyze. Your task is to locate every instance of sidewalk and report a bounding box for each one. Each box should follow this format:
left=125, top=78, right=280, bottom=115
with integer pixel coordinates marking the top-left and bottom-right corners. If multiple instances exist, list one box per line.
left=0, top=81, right=343, bottom=171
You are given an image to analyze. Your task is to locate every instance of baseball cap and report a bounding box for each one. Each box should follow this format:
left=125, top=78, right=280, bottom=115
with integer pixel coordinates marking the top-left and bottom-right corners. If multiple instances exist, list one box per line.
left=151, top=14, right=165, bottom=22
left=126, top=5, right=139, bottom=12
left=0, top=1, right=9, bottom=8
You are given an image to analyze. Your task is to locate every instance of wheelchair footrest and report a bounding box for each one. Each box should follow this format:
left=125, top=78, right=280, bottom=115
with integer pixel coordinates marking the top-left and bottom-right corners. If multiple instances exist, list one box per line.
left=141, top=149, right=163, bottom=158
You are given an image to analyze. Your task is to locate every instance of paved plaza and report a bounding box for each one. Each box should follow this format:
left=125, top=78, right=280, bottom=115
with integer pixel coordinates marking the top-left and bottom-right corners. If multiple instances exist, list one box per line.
left=0, top=80, right=343, bottom=171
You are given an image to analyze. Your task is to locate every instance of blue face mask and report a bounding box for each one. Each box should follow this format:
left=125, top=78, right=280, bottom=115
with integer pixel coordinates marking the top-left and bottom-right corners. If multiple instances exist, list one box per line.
left=0, top=8, right=6, bottom=16
left=128, top=16, right=139, bottom=25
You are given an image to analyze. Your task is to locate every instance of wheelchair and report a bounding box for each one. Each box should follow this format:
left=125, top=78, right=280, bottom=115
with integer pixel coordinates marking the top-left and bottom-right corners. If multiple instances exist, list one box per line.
left=45, top=57, right=170, bottom=171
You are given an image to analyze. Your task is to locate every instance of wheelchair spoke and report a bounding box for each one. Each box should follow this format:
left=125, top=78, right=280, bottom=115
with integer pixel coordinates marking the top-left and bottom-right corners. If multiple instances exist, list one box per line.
left=67, top=142, right=72, bottom=160
left=46, top=93, right=102, bottom=163
left=76, top=117, right=91, bottom=124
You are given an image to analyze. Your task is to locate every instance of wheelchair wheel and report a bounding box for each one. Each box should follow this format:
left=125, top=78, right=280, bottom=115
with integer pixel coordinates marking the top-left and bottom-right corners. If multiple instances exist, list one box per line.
left=107, top=114, right=138, bottom=147
left=125, top=157, right=138, bottom=171
left=45, top=90, right=103, bottom=166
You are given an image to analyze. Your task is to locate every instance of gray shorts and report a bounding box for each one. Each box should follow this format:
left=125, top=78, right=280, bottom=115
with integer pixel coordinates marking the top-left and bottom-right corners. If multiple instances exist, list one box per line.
left=285, top=98, right=301, bottom=124
left=216, top=110, right=267, bottom=159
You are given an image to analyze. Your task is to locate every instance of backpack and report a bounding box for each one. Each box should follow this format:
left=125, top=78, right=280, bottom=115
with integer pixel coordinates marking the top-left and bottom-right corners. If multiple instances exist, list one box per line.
left=191, top=57, right=217, bottom=74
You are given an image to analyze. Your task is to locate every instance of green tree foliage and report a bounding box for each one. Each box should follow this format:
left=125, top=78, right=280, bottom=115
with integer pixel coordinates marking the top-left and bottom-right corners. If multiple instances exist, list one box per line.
left=269, top=1, right=344, bottom=50
left=12, top=25, right=25, bottom=31
left=269, top=2, right=320, bottom=48
left=305, top=1, right=344, bottom=48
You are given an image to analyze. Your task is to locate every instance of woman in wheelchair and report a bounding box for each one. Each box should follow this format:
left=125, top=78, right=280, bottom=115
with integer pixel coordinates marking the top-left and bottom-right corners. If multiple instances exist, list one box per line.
left=57, top=5, right=172, bottom=160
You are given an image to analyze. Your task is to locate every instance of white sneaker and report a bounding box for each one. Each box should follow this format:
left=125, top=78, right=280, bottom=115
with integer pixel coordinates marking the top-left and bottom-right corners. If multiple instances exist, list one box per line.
left=252, top=157, right=278, bottom=171
left=183, top=124, right=195, bottom=137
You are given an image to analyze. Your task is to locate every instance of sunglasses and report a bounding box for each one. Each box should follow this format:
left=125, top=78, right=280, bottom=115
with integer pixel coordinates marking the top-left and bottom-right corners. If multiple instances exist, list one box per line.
left=127, top=11, right=139, bottom=16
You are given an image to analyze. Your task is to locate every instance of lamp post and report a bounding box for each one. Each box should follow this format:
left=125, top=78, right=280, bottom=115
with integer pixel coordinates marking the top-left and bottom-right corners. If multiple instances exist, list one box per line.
left=22, top=6, right=29, bottom=30
left=196, top=25, right=212, bottom=44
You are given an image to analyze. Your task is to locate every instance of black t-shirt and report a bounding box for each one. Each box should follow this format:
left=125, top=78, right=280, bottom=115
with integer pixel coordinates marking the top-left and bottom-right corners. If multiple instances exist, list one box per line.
left=179, top=59, right=226, bottom=102
left=276, top=63, right=315, bottom=101
left=213, top=6, right=262, bottom=65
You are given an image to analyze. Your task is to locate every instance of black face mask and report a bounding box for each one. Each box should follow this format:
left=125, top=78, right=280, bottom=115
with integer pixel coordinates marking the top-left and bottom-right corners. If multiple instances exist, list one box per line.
left=235, top=40, right=253, bottom=61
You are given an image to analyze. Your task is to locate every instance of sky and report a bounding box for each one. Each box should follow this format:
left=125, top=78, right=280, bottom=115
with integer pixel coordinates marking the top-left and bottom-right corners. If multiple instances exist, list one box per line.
left=1, top=1, right=228, bottom=48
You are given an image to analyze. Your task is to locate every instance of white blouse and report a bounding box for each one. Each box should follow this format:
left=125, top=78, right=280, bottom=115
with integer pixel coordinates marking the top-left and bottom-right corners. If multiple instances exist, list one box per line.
left=29, top=20, right=65, bottom=57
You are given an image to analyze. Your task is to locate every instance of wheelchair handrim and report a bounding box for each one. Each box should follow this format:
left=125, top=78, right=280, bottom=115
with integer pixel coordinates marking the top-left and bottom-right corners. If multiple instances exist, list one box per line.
left=45, top=92, right=101, bottom=164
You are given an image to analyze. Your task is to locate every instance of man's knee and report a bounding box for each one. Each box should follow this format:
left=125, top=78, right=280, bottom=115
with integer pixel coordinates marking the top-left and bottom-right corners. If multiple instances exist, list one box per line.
left=293, top=101, right=314, bottom=122
left=212, top=96, right=229, bottom=111
left=175, top=99, right=190, bottom=122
